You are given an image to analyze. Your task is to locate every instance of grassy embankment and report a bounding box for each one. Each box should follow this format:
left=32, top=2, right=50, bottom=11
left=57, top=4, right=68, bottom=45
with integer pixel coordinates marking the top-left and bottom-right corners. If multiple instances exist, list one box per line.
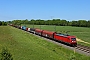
left=0, top=26, right=90, bottom=60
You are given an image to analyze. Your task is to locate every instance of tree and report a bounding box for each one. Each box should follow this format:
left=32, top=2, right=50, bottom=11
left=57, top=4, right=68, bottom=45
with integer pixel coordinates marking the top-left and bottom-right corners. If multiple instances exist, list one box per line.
left=0, top=21, right=2, bottom=26
left=78, top=20, right=87, bottom=27
left=0, top=21, right=7, bottom=26
left=71, top=21, right=78, bottom=26
left=60, top=20, right=67, bottom=26
left=10, top=19, right=90, bottom=28
left=2, top=21, right=5, bottom=26
left=87, top=20, right=90, bottom=27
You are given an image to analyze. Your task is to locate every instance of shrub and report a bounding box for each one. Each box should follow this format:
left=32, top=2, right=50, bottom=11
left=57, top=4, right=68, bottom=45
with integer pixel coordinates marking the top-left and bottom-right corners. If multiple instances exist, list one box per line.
left=69, top=53, right=76, bottom=60
left=0, top=47, right=13, bottom=60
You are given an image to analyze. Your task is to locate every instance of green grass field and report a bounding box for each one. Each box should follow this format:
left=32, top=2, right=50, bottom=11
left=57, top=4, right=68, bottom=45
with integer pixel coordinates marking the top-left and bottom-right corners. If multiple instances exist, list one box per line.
left=22, top=24, right=90, bottom=47
left=0, top=26, right=90, bottom=60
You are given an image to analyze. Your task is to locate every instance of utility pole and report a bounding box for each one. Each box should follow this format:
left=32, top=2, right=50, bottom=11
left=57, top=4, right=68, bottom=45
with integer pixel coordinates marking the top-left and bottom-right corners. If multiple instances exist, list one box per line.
left=40, top=22, right=41, bottom=29
left=74, top=47, right=76, bottom=54
left=55, top=24, right=56, bottom=32
left=51, top=16, right=56, bottom=32
left=33, top=20, right=34, bottom=28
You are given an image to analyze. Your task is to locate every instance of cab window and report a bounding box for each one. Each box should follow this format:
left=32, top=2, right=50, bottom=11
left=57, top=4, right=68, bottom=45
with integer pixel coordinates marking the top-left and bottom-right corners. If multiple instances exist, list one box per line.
left=71, top=38, right=76, bottom=41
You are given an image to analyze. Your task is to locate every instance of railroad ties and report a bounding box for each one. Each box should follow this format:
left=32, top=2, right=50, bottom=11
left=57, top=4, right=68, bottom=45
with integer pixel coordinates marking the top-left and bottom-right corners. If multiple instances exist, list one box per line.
left=75, top=44, right=90, bottom=54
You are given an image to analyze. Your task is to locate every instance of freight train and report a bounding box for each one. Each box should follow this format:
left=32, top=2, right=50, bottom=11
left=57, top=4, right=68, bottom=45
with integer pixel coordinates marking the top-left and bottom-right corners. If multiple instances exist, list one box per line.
left=9, top=24, right=77, bottom=46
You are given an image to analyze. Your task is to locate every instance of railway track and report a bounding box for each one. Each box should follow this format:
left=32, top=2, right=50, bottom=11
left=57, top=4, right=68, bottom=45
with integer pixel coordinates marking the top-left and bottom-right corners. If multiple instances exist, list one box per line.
left=75, top=44, right=90, bottom=54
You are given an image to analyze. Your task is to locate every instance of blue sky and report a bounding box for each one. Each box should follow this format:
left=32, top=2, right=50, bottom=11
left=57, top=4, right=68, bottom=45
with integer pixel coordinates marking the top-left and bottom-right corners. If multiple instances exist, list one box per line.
left=0, top=0, right=90, bottom=21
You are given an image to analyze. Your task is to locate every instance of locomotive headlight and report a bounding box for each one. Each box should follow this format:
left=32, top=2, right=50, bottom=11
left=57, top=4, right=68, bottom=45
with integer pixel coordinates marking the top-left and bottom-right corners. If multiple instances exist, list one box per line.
left=72, top=41, right=74, bottom=42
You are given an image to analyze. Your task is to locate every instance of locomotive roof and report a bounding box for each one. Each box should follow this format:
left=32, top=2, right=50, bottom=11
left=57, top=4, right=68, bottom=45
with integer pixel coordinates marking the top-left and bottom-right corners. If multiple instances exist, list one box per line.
left=56, top=33, right=70, bottom=37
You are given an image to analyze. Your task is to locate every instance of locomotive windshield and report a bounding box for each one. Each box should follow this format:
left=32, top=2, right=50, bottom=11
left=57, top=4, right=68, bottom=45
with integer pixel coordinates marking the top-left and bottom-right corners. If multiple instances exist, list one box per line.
left=71, top=38, right=76, bottom=41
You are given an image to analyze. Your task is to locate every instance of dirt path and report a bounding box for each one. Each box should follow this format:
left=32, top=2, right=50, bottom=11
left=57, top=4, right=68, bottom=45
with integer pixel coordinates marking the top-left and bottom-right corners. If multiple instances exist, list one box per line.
left=76, top=38, right=90, bottom=44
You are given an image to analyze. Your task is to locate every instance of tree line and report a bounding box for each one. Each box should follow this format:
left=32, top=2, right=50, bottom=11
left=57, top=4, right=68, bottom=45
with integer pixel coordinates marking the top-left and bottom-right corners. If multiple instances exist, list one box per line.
left=0, top=21, right=7, bottom=26
left=8, top=19, right=90, bottom=27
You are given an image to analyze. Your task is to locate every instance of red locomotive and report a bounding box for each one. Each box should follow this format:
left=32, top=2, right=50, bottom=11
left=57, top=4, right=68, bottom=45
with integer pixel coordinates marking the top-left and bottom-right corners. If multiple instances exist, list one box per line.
left=54, top=33, right=77, bottom=46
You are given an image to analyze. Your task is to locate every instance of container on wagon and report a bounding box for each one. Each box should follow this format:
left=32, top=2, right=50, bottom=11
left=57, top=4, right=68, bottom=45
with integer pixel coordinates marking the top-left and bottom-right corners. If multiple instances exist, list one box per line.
left=22, top=26, right=26, bottom=30
left=21, top=26, right=22, bottom=29
left=30, top=28, right=35, bottom=34
left=28, top=28, right=30, bottom=32
left=26, top=27, right=28, bottom=31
